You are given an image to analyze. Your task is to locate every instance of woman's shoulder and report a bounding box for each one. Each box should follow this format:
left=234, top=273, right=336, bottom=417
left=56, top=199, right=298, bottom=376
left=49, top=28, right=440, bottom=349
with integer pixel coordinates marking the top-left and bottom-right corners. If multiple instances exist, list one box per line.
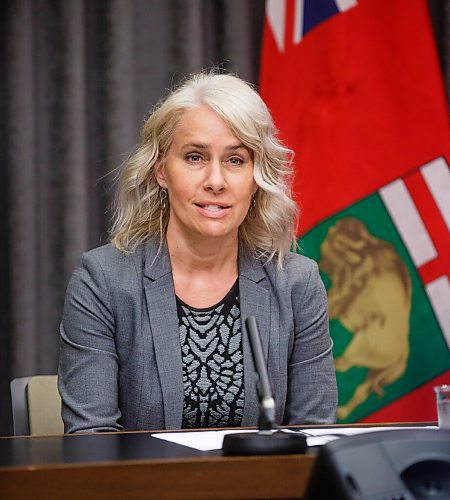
left=80, top=243, right=134, bottom=266
left=264, top=252, right=327, bottom=308
left=76, top=243, right=146, bottom=280
left=283, top=251, right=319, bottom=271
left=259, top=251, right=326, bottom=300
left=263, top=251, right=319, bottom=281
left=241, top=248, right=320, bottom=288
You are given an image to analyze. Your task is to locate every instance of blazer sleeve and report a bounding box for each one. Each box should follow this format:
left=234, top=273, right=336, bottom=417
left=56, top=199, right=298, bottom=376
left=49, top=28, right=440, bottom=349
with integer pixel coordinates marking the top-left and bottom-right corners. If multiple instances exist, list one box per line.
left=283, top=260, right=338, bottom=425
left=58, top=251, right=124, bottom=433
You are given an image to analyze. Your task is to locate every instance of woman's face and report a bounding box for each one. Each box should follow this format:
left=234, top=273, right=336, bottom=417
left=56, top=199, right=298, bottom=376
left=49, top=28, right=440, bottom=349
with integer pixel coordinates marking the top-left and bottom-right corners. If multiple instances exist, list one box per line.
left=156, top=105, right=257, bottom=244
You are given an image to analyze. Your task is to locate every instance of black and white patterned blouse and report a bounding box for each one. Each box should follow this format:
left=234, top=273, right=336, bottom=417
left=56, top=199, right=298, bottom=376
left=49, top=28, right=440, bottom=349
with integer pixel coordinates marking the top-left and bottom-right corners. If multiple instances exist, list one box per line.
left=177, top=279, right=245, bottom=428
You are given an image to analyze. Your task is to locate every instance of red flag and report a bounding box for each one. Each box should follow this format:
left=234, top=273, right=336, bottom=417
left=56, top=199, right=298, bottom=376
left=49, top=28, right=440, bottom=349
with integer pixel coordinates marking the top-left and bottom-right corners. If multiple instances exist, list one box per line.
left=260, top=0, right=450, bottom=423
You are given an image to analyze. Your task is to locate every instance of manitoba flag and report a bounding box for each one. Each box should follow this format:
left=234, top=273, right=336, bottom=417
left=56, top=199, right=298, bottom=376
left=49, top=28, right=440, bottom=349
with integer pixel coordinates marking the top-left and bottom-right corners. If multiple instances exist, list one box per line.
left=260, top=0, right=450, bottom=423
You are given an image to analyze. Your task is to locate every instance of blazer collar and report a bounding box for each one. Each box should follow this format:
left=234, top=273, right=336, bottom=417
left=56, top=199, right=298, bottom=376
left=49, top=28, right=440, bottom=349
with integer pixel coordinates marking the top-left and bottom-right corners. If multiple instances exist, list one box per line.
left=143, top=239, right=183, bottom=429
left=238, top=245, right=267, bottom=284
left=237, top=247, right=272, bottom=426
left=143, top=238, right=171, bottom=280
left=143, top=239, right=267, bottom=282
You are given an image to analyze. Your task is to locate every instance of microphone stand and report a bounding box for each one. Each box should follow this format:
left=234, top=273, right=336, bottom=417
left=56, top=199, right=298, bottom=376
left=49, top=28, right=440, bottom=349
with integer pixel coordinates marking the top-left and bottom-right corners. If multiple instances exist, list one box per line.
left=222, top=317, right=307, bottom=455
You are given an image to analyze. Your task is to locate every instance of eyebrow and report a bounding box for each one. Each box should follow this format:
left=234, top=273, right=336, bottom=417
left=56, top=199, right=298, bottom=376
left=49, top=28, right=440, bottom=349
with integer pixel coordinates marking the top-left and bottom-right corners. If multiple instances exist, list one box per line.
left=182, top=142, right=248, bottom=151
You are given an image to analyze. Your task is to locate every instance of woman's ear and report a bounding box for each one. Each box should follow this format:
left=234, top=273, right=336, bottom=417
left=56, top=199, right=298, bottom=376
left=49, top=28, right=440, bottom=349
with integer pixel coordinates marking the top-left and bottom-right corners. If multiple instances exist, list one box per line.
left=155, top=159, right=167, bottom=188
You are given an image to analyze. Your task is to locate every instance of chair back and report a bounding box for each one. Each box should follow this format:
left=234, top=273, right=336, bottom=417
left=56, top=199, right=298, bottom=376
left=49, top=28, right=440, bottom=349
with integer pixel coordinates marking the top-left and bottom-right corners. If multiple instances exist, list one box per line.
left=10, top=375, right=64, bottom=436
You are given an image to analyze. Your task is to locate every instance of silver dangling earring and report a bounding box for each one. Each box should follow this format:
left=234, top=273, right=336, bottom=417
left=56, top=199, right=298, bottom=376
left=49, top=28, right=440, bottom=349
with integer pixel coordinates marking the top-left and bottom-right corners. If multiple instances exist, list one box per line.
left=159, top=187, right=167, bottom=211
left=249, top=195, right=257, bottom=219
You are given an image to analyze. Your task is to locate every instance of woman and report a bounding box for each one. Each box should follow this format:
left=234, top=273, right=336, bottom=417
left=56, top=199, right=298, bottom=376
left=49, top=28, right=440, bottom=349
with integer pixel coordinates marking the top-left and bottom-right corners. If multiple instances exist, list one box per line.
left=58, top=72, right=337, bottom=433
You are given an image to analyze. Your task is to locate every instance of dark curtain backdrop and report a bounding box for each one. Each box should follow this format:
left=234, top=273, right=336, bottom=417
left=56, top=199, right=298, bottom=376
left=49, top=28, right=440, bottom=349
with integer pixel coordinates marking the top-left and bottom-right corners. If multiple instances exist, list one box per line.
left=0, top=0, right=448, bottom=436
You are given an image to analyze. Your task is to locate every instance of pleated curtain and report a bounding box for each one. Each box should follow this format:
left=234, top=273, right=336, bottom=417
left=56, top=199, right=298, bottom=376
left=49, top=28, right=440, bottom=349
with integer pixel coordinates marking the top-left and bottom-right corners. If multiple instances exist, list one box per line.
left=0, top=0, right=265, bottom=435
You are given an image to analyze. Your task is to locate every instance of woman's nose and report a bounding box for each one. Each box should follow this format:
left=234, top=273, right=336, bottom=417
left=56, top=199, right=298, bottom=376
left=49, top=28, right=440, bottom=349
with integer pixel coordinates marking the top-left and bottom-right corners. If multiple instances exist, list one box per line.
left=203, top=160, right=226, bottom=192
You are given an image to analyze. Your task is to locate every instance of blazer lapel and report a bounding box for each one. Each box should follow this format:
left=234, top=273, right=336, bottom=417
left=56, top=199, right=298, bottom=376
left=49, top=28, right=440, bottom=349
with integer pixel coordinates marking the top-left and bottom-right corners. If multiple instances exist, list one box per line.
left=143, top=241, right=183, bottom=429
left=239, top=249, right=271, bottom=427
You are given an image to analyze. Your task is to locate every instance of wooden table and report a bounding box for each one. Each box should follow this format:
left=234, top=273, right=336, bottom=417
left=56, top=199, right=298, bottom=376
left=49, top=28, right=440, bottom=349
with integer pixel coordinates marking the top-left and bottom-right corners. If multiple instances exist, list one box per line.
left=0, top=430, right=316, bottom=499
left=1, top=423, right=437, bottom=499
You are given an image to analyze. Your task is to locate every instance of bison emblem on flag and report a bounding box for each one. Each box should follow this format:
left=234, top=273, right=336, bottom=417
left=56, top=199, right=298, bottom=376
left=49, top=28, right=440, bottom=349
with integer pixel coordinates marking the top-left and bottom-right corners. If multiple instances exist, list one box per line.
left=320, top=217, right=412, bottom=420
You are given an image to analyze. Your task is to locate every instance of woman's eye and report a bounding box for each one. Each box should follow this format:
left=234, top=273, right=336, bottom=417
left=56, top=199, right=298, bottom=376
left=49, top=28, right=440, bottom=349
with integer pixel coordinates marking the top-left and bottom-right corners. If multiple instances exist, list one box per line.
left=186, top=153, right=202, bottom=163
left=228, top=157, right=244, bottom=166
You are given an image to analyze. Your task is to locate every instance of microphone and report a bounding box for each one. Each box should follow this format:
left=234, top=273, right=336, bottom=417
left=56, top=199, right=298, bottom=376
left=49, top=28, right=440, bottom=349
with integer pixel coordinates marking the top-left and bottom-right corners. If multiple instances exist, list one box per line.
left=222, top=316, right=307, bottom=455
left=246, top=315, right=275, bottom=432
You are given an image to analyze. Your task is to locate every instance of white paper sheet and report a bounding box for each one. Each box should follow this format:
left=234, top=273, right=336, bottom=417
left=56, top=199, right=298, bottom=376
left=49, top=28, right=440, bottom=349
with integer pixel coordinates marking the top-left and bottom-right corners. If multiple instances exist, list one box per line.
left=151, top=425, right=438, bottom=452
left=152, top=429, right=255, bottom=451
left=287, top=425, right=438, bottom=437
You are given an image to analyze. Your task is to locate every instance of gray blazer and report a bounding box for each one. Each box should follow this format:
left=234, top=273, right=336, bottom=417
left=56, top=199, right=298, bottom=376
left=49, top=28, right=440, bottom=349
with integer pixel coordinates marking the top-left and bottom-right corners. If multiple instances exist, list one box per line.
left=58, top=240, right=337, bottom=433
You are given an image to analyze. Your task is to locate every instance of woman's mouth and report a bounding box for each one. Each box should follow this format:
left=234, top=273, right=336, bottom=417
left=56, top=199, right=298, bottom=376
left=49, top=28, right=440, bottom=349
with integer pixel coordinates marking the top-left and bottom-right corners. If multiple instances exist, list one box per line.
left=200, top=204, right=226, bottom=212
left=195, top=203, right=231, bottom=217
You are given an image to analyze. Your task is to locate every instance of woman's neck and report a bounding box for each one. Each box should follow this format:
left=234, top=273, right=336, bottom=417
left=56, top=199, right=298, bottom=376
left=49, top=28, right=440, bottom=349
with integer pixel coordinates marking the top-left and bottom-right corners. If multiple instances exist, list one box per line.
left=165, top=226, right=239, bottom=308
left=165, top=225, right=238, bottom=273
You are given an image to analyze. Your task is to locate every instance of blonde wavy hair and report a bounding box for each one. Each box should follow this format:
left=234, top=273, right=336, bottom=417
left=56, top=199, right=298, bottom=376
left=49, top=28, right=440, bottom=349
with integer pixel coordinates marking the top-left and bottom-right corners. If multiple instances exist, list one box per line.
left=110, top=71, right=299, bottom=265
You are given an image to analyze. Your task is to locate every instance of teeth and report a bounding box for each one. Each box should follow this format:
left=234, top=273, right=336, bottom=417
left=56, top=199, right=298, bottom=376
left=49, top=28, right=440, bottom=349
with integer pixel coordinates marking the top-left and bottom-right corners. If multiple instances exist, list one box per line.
left=203, top=205, right=222, bottom=212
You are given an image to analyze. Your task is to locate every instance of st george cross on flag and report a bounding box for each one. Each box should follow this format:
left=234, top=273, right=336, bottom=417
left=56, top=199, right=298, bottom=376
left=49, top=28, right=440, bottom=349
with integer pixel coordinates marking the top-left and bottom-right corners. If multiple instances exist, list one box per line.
left=260, top=0, right=450, bottom=423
